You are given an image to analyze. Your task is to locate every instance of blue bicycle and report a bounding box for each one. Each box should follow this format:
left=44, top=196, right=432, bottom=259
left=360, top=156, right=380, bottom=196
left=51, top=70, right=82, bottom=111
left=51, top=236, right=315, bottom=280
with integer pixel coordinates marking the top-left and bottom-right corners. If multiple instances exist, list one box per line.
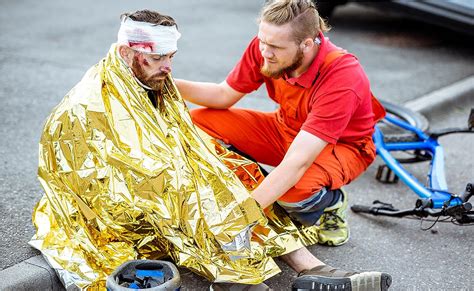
left=351, top=101, right=474, bottom=226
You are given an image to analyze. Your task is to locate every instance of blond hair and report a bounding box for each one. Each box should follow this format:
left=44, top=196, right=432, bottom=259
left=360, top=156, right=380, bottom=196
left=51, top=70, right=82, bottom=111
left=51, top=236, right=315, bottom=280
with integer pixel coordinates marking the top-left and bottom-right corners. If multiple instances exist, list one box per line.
left=259, top=0, right=330, bottom=43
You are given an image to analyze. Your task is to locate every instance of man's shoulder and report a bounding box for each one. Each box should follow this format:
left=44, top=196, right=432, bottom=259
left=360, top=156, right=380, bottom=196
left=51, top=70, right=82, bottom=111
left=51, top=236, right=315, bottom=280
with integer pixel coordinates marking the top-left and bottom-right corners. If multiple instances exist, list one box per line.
left=311, top=46, right=369, bottom=101
left=51, top=63, right=104, bottom=114
left=320, top=46, right=366, bottom=84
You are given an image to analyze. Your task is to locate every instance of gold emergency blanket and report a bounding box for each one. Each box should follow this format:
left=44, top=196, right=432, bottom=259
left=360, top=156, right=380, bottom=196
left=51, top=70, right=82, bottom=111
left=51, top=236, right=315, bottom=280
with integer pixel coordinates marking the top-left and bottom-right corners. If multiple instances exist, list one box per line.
left=30, top=44, right=320, bottom=290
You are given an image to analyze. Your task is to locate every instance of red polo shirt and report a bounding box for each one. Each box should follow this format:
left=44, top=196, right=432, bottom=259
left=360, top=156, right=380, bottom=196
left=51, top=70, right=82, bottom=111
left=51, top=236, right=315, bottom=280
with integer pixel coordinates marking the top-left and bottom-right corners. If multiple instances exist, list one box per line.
left=226, top=33, right=375, bottom=144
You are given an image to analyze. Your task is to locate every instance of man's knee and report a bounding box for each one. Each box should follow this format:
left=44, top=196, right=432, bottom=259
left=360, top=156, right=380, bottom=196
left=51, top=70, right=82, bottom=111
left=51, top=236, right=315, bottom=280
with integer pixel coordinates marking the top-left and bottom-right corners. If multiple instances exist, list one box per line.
left=279, top=163, right=331, bottom=203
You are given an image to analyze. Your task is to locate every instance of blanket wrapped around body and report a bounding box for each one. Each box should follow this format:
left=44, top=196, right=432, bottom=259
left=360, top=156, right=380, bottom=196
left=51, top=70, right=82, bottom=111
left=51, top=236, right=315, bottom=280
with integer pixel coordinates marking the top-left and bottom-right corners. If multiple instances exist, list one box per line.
left=30, top=44, right=320, bottom=289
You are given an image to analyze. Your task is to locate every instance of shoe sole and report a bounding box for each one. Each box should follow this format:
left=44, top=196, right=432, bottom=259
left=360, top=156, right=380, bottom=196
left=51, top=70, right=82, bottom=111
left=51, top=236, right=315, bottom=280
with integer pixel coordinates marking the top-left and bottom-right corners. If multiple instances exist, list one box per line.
left=318, top=225, right=350, bottom=247
left=318, top=230, right=350, bottom=247
left=292, top=272, right=392, bottom=291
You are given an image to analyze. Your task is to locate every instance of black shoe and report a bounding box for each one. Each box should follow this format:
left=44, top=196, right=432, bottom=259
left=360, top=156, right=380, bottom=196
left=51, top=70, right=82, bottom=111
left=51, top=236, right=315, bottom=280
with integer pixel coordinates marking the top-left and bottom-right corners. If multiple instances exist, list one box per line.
left=292, top=265, right=392, bottom=291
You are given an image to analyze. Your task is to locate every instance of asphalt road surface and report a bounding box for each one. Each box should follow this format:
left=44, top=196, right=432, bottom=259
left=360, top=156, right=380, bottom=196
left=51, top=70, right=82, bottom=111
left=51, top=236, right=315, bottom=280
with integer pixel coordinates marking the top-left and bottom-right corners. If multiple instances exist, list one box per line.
left=0, top=0, right=473, bottom=289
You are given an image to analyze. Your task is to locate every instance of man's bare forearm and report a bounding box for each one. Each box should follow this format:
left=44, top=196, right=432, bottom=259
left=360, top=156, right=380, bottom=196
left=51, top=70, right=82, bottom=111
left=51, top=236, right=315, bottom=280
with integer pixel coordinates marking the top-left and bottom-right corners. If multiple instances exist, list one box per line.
left=174, top=79, right=244, bottom=109
left=251, top=158, right=309, bottom=208
left=252, top=130, right=328, bottom=209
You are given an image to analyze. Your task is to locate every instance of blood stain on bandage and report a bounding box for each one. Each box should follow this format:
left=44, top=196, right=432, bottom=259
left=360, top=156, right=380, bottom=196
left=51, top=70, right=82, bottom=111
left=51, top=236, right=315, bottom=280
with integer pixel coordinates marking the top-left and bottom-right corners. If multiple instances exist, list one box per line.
left=129, top=41, right=156, bottom=53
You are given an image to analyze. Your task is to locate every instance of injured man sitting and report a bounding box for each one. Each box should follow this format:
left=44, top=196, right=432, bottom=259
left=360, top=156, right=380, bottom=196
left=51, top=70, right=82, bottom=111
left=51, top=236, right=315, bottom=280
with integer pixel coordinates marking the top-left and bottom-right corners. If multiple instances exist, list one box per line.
left=31, top=9, right=389, bottom=291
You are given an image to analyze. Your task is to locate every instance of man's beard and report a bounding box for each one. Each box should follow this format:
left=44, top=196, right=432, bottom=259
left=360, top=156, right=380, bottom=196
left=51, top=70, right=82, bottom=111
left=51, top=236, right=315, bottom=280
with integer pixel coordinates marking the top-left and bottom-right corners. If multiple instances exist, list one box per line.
left=260, top=48, right=304, bottom=79
left=131, top=56, right=166, bottom=92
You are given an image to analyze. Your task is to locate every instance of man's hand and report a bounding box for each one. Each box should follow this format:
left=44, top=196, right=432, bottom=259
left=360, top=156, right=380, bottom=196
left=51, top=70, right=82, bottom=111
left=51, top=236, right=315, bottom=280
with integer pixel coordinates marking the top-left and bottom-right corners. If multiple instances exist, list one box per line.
left=175, top=79, right=245, bottom=109
left=251, top=130, right=328, bottom=209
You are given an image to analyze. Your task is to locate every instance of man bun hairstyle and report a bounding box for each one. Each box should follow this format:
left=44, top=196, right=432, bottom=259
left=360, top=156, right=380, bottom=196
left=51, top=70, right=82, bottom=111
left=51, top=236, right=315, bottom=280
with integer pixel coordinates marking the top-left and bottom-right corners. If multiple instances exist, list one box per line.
left=121, top=9, right=178, bottom=28
left=260, top=0, right=330, bottom=43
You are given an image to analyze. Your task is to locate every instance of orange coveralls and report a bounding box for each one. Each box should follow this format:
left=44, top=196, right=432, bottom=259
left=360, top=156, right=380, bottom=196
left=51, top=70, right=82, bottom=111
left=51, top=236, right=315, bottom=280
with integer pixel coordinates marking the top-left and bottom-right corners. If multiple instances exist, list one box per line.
left=191, top=48, right=385, bottom=204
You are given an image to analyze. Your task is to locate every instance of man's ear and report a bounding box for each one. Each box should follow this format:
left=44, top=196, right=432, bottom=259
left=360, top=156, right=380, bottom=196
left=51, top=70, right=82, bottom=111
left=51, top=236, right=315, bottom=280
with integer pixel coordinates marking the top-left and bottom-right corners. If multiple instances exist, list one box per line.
left=118, top=45, right=133, bottom=66
left=300, top=38, right=315, bottom=53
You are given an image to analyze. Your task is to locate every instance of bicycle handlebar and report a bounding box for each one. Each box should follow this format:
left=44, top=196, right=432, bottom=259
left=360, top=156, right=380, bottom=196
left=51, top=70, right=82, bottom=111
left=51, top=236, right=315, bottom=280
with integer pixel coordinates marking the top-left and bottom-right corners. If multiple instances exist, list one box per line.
left=351, top=202, right=474, bottom=224
left=460, top=183, right=473, bottom=203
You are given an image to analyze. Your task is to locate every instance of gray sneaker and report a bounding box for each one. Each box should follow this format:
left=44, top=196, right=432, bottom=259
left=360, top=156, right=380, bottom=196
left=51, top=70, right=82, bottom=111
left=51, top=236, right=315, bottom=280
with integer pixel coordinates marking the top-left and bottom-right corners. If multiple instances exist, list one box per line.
left=292, top=265, right=392, bottom=291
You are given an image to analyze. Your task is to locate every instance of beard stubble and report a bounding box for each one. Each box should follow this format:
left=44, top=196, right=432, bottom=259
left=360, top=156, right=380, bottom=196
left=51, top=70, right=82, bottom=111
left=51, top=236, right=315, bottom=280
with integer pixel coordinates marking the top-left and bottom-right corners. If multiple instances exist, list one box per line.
left=131, top=54, right=166, bottom=92
left=260, top=48, right=304, bottom=79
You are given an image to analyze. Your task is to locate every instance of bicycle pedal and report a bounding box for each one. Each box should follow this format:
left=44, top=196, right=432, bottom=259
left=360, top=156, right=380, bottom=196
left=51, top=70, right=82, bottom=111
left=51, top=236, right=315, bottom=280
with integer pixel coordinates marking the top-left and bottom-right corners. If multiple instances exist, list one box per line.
left=376, top=165, right=399, bottom=184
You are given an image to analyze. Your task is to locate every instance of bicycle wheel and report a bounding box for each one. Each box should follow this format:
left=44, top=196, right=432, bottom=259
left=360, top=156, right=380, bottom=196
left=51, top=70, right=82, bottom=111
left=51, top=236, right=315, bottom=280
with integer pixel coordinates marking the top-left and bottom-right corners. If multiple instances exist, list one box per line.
left=378, top=100, right=430, bottom=143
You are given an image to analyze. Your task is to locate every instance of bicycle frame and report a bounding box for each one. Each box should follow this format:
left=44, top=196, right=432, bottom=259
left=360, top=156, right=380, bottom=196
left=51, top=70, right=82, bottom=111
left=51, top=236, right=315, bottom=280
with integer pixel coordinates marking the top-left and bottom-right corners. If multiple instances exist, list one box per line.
left=373, top=113, right=463, bottom=209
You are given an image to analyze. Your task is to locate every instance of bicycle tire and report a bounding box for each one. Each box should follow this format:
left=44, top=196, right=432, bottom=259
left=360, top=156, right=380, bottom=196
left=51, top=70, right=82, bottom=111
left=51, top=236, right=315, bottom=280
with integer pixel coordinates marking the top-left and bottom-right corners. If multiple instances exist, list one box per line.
left=378, top=100, right=430, bottom=143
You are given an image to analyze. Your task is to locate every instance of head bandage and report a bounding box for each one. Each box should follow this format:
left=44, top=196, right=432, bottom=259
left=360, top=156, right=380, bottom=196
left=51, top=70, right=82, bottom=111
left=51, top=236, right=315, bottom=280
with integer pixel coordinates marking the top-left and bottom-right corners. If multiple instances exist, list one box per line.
left=117, top=18, right=181, bottom=55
